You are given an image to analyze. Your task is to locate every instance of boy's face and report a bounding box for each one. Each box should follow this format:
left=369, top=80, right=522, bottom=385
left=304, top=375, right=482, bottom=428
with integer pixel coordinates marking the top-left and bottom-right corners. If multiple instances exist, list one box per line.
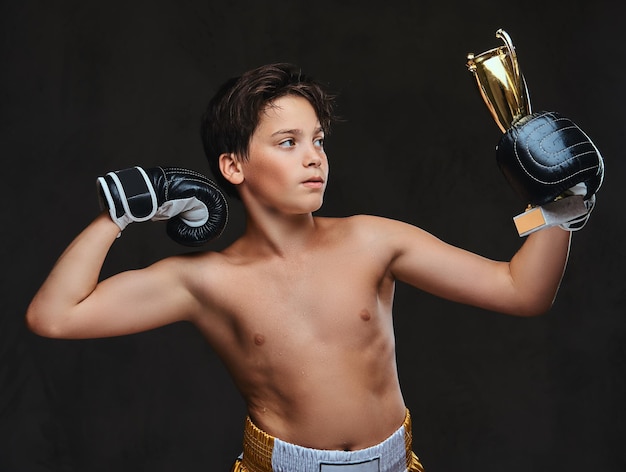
left=239, top=95, right=328, bottom=214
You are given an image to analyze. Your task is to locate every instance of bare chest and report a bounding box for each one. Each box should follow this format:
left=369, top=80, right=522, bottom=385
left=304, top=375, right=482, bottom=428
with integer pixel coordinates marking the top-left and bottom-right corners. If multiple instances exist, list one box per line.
left=208, top=246, right=395, bottom=354
left=191, top=235, right=402, bottom=426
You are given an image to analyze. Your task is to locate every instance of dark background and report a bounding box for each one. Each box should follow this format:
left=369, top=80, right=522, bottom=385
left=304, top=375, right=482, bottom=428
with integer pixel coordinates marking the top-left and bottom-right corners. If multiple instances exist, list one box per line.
left=1, top=1, right=624, bottom=471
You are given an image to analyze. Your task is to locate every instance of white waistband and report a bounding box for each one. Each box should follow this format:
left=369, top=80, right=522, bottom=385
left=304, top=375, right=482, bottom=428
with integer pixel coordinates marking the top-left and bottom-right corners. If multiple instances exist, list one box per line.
left=270, top=424, right=407, bottom=472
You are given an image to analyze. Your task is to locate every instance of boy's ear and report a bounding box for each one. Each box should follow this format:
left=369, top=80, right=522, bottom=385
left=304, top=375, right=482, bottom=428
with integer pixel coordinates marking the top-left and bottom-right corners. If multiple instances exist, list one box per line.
left=219, top=153, right=244, bottom=185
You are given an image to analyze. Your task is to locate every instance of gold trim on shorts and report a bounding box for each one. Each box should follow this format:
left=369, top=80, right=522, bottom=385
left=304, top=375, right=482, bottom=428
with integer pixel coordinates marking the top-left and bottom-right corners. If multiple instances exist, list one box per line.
left=230, top=409, right=424, bottom=472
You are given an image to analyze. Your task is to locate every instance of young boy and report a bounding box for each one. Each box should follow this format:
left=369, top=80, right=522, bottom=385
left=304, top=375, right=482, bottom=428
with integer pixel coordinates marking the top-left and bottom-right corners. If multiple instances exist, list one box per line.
left=26, top=63, right=600, bottom=472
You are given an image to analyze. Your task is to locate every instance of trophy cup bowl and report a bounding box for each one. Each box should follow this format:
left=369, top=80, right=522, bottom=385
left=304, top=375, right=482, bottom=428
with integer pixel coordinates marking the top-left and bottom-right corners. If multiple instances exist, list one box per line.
left=467, top=29, right=532, bottom=133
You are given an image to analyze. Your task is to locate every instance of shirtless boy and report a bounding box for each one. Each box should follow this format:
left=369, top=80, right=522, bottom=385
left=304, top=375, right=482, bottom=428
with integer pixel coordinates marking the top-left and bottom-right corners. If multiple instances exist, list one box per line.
left=26, top=63, right=603, bottom=472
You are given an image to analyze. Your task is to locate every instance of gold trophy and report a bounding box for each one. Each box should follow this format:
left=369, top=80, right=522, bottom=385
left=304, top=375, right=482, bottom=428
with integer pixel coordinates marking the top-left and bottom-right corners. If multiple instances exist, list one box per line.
left=466, top=29, right=531, bottom=133
left=467, top=29, right=589, bottom=236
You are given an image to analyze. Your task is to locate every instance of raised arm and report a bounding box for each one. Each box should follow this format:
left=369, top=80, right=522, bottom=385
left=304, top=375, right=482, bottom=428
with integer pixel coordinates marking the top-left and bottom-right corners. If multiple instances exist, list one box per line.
left=26, top=213, right=197, bottom=338
left=391, top=110, right=603, bottom=316
left=26, top=166, right=228, bottom=339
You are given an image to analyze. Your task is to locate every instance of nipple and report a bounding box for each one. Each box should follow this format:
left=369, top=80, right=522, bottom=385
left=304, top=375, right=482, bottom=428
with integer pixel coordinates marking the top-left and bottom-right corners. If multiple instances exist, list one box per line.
left=254, top=334, right=266, bottom=346
left=359, top=309, right=371, bottom=321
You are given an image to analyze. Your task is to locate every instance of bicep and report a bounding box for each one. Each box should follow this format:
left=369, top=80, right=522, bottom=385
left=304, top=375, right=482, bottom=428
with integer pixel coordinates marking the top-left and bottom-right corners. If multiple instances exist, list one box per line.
left=61, top=260, right=198, bottom=339
left=388, top=223, right=519, bottom=313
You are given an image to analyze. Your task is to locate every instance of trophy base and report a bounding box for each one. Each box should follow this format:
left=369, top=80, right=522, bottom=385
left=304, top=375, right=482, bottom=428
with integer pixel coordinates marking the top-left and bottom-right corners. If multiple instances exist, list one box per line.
left=514, top=195, right=588, bottom=237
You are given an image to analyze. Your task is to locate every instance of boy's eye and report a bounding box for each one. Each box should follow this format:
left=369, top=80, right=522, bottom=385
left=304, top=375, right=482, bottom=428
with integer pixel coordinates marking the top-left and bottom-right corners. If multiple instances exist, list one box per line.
left=314, top=137, right=325, bottom=148
left=279, top=139, right=295, bottom=148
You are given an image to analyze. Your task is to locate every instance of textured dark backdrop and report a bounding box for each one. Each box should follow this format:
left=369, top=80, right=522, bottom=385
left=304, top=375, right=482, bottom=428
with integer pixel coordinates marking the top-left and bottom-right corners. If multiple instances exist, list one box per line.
left=1, top=1, right=624, bottom=471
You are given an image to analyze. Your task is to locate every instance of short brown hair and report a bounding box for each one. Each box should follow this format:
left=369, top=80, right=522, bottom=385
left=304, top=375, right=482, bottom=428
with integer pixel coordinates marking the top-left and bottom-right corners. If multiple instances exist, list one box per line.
left=201, top=63, right=336, bottom=198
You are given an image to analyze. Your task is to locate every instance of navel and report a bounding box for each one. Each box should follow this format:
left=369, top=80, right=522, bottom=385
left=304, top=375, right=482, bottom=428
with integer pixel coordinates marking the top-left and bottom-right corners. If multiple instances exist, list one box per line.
left=254, top=334, right=266, bottom=346
left=359, top=309, right=371, bottom=321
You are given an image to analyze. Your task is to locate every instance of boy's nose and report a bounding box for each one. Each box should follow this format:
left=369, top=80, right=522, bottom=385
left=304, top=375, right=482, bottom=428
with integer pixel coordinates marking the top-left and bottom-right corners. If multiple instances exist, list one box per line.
left=305, top=148, right=323, bottom=167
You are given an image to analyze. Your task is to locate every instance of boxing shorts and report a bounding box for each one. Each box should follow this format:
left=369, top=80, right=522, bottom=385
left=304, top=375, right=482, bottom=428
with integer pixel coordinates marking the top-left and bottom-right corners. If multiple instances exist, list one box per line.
left=230, top=409, right=424, bottom=472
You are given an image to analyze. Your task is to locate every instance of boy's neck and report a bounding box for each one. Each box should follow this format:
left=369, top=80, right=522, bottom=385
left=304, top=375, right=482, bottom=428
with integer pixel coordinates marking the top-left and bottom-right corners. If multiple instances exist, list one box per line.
left=241, top=211, right=320, bottom=257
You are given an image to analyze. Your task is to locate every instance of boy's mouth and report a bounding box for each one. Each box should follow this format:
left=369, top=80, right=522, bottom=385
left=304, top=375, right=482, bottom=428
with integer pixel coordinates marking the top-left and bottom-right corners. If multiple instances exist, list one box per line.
left=302, top=176, right=325, bottom=188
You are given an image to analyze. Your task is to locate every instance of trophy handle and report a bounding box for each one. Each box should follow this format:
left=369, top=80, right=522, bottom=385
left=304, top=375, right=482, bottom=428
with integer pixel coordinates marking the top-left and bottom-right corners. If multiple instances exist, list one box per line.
left=495, top=29, right=523, bottom=103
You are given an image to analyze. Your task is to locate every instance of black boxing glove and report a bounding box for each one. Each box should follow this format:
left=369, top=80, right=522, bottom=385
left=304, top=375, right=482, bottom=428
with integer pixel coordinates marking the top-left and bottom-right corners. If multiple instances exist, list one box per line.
left=496, top=111, right=604, bottom=234
left=97, top=166, right=228, bottom=246
left=496, top=111, right=604, bottom=205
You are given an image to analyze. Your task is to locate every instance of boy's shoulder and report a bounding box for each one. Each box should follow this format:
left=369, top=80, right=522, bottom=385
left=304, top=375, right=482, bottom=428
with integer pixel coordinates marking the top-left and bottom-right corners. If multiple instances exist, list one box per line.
left=315, top=214, right=414, bottom=234
left=313, top=214, right=421, bottom=252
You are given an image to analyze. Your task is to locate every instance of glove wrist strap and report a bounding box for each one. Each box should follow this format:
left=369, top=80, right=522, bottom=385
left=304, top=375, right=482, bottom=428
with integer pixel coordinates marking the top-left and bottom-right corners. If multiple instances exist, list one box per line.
left=108, top=167, right=158, bottom=222
left=513, top=195, right=590, bottom=237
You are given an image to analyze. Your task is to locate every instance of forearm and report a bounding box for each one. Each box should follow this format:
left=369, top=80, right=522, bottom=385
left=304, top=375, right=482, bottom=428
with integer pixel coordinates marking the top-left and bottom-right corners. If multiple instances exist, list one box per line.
left=26, top=212, right=120, bottom=336
left=508, top=226, right=572, bottom=315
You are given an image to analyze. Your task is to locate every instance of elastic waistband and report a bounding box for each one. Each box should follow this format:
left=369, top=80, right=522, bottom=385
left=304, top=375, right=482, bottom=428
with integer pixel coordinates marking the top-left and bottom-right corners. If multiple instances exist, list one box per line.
left=235, top=409, right=424, bottom=472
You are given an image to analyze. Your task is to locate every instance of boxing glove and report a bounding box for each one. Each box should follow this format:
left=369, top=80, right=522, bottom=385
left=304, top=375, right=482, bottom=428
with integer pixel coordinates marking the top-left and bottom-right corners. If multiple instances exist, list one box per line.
left=97, top=166, right=228, bottom=246
left=496, top=111, right=604, bottom=233
left=496, top=111, right=604, bottom=204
